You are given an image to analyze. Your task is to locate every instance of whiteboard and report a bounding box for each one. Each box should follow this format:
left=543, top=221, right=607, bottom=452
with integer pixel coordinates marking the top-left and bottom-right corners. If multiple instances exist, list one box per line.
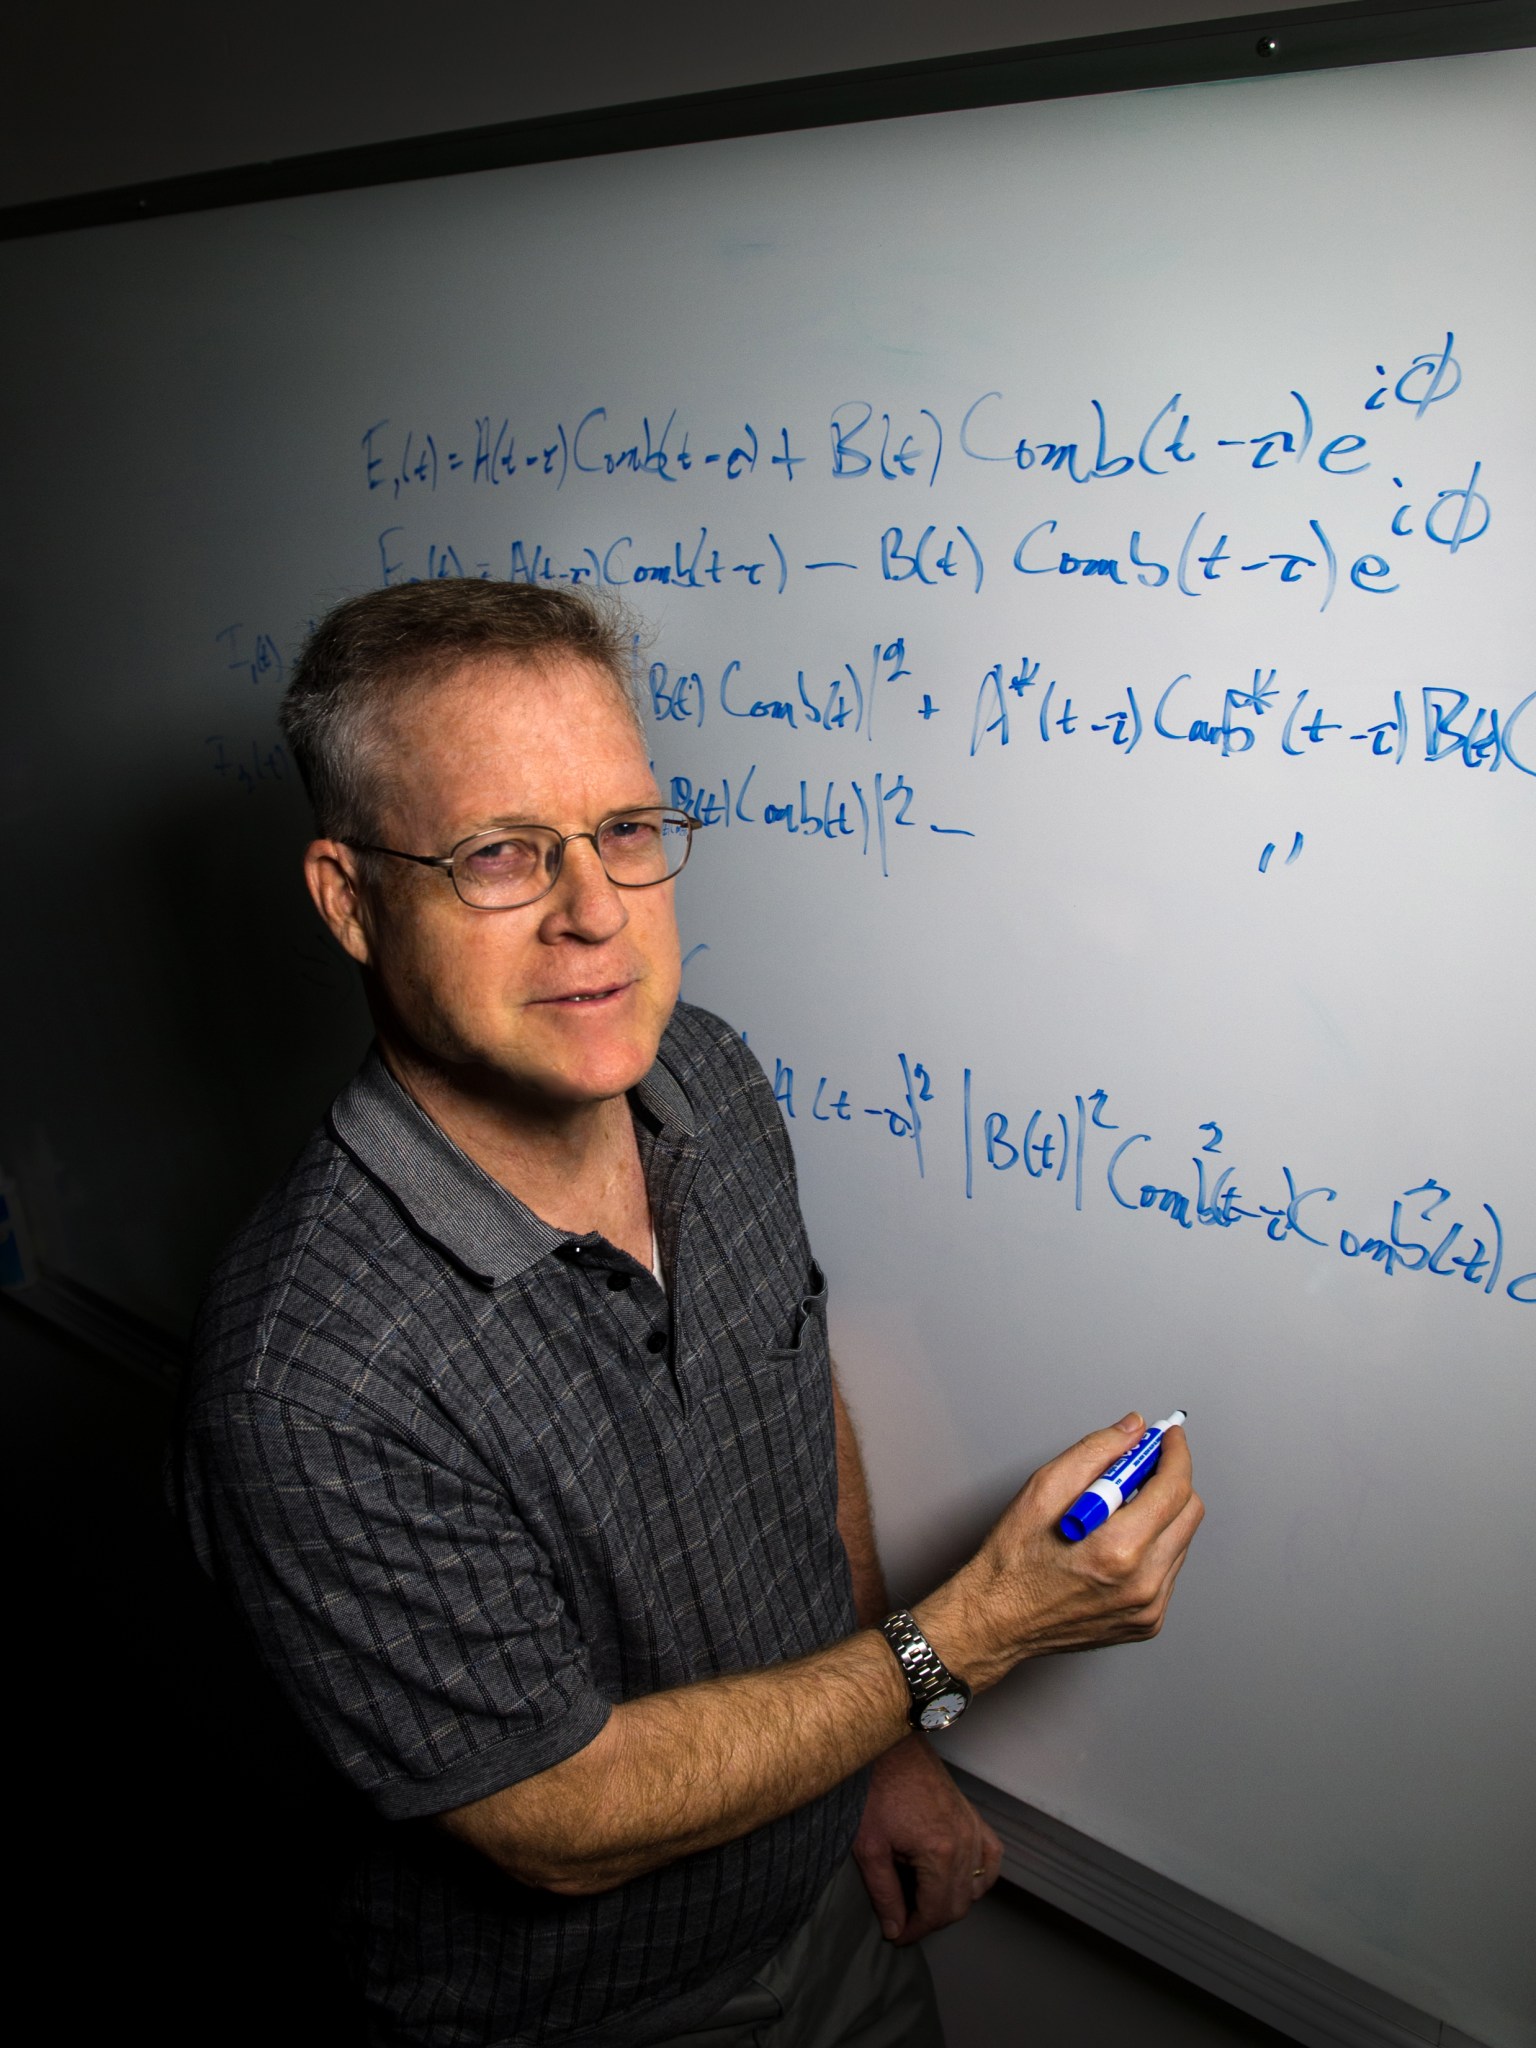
left=1, top=45, right=1532, bottom=2047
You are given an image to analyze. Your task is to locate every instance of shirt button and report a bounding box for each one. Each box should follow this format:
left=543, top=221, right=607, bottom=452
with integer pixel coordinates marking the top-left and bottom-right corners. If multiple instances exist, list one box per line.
left=645, top=1331, right=667, bottom=1354
left=607, top=1271, right=631, bottom=1292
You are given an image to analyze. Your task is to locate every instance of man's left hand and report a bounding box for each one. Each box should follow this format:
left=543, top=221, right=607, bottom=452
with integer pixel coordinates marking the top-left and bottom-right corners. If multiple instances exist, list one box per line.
left=852, top=1735, right=1003, bottom=1944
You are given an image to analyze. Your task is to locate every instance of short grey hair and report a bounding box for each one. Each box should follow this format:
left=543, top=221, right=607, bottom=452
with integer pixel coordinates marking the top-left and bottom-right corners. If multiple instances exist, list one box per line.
left=279, top=579, right=646, bottom=845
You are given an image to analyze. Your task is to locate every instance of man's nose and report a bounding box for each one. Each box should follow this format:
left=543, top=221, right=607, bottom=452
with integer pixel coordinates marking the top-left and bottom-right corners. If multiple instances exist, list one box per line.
left=546, top=834, right=628, bottom=937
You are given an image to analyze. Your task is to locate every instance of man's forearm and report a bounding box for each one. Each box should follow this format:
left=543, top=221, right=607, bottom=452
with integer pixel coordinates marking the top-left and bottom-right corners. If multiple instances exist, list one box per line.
left=441, top=1626, right=911, bottom=1894
left=444, top=1378, right=909, bottom=1898
left=443, top=1414, right=1202, bottom=1900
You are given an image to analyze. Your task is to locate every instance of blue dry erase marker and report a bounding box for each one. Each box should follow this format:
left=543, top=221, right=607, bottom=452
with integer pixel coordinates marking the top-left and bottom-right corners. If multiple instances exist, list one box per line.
left=1059, top=1411, right=1188, bottom=1543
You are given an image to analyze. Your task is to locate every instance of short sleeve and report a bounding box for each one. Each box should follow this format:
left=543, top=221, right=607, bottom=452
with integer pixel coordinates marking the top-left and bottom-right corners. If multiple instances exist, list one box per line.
left=182, top=1387, right=613, bottom=1820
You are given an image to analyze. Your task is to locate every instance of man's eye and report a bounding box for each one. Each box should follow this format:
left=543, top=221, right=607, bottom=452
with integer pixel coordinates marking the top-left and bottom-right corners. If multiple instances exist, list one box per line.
left=601, top=817, right=661, bottom=851
left=463, top=836, right=541, bottom=875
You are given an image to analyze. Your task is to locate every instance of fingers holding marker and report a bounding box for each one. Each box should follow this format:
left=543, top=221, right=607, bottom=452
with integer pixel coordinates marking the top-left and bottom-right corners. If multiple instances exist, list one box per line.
left=1108, top=1422, right=1202, bottom=1579
left=919, top=1406, right=1201, bottom=1682
left=1028, top=1408, right=1200, bottom=1646
left=1059, top=1410, right=1188, bottom=1543
left=1077, top=1422, right=1203, bottom=1638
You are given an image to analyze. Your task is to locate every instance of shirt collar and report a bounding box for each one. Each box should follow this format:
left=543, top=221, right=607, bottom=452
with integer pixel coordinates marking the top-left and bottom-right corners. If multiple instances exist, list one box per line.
left=327, top=1026, right=701, bottom=1286
left=631, top=1036, right=699, bottom=1142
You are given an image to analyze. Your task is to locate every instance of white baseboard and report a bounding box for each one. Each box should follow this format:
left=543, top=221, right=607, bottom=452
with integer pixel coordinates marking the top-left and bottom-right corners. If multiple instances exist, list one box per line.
left=950, top=1768, right=1492, bottom=2048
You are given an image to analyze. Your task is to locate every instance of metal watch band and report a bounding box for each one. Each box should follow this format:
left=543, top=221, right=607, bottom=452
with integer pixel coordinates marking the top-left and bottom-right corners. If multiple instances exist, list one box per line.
left=877, top=1609, right=972, bottom=1731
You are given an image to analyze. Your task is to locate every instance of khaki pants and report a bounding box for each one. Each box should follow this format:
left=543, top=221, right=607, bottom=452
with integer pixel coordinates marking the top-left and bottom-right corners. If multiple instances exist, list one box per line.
left=653, top=1858, right=944, bottom=2048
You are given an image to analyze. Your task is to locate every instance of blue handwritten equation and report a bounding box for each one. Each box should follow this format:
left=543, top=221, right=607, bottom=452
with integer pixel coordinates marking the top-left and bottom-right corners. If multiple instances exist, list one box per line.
left=969, top=660, right=1536, bottom=777
left=376, top=512, right=1456, bottom=613
left=205, top=624, right=291, bottom=793
left=378, top=524, right=984, bottom=597
left=204, top=732, right=289, bottom=794
left=667, top=764, right=973, bottom=878
left=650, top=641, right=912, bottom=739
left=214, top=621, right=286, bottom=688
left=374, top=462, right=1484, bottom=611
left=358, top=336, right=1467, bottom=497
left=359, top=336, right=1489, bottom=611
left=759, top=1042, right=1534, bottom=1311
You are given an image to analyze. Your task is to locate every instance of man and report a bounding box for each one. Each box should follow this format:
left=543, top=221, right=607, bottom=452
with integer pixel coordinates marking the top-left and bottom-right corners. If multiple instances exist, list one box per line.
left=176, top=580, right=1201, bottom=2048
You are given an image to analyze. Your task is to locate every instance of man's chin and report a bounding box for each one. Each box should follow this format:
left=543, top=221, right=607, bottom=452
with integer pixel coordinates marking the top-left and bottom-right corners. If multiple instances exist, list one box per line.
left=517, top=1013, right=672, bottom=1108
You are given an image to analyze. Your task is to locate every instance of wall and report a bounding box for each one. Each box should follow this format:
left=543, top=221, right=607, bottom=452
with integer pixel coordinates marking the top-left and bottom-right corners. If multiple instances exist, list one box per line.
left=2, top=0, right=1326, bottom=206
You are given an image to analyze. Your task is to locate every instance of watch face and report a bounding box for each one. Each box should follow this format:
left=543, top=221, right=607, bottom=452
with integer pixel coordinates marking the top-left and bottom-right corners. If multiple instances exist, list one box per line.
left=919, top=1691, right=968, bottom=1732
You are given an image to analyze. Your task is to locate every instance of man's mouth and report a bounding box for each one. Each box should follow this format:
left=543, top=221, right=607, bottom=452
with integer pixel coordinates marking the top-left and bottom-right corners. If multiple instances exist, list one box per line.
left=542, top=982, right=629, bottom=1005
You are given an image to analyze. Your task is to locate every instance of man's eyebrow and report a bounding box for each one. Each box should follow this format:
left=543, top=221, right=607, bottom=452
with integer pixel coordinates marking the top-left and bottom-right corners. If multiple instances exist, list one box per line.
left=457, top=798, right=666, bottom=835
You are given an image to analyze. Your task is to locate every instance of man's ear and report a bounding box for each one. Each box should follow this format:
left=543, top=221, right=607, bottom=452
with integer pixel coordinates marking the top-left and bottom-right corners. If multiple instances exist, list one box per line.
left=304, top=840, right=374, bottom=966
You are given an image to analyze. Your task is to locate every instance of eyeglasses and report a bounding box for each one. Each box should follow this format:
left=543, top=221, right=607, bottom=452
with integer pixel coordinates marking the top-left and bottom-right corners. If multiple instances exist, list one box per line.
left=347, top=806, right=701, bottom=911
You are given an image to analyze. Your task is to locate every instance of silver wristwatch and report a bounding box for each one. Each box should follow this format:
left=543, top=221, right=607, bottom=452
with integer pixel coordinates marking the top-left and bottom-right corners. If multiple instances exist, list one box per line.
left=878, top=1609, right=973, bottom=1733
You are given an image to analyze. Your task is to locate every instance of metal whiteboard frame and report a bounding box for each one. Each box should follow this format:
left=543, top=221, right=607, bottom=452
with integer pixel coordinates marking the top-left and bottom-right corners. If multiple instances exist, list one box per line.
left=1, top=2, right=1531, bottom=240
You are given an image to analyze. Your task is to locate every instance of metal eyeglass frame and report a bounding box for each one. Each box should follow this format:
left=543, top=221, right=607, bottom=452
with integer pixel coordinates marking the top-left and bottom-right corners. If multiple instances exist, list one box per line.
left=346, top=806, right=702, bottom=911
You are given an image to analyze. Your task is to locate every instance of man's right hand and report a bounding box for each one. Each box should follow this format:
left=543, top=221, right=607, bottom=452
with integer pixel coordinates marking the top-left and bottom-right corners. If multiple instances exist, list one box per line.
left=914, top=1414, right=1203, bottom=1692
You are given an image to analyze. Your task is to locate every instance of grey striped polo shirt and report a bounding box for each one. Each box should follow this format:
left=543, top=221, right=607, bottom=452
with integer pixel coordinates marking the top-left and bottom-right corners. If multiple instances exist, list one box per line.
left=176, top=1002, right=864, bottom=2048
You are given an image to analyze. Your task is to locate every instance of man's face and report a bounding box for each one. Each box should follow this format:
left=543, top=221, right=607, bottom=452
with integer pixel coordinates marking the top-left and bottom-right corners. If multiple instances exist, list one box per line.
left=343, top=655, right=682, bottom=1116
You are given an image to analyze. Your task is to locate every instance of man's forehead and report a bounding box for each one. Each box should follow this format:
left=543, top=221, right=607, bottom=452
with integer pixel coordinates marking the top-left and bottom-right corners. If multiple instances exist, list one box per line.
left=383, top=651, right=636, bottom=741
left=404, top=646, right=622, bottom=706
left=375, top=651, right=655, bottom=830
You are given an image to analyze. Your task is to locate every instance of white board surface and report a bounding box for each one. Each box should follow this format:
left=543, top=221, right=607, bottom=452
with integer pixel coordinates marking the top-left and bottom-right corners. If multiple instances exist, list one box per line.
left=2, top=47, right=1532, bottom=2047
